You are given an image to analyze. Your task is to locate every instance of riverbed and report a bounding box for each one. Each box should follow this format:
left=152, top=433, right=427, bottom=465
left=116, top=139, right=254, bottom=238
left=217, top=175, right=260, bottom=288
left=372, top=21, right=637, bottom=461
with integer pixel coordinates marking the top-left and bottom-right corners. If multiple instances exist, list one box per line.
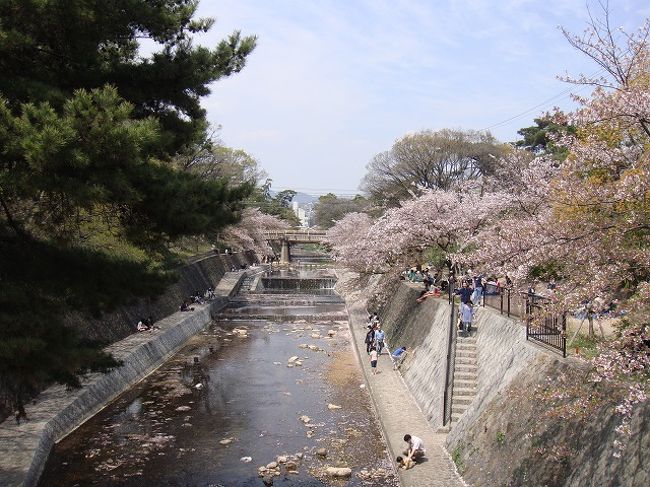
left=39, top=299, right=397, bottom=486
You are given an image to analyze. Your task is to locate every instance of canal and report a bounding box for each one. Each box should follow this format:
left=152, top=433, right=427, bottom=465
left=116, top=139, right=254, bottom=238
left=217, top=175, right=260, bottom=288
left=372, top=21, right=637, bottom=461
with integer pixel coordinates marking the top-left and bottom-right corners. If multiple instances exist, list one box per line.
left=38, top=254, right=397, bottom=486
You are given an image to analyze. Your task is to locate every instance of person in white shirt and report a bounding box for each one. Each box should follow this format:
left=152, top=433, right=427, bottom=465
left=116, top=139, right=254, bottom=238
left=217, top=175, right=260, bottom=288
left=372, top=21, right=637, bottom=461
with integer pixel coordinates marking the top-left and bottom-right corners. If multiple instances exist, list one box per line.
left=403, top=434, right=426, bottom=461
left=369, top=347, right=379, bottom=375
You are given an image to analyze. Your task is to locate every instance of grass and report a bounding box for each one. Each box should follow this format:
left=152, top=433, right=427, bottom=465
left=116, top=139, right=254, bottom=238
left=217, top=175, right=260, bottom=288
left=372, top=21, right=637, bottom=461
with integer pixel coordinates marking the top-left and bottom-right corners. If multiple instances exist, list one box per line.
left=568, top=332, right=602, bottom=359
left=496, top=431, right=506, bottom=446
left=452, top=444, right=465, bottom=473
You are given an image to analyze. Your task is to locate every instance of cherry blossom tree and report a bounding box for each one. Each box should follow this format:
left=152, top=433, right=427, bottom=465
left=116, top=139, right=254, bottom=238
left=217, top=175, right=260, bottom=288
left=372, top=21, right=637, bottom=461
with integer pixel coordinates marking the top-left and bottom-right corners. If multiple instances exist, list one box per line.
left=220, top=208, right=289, bottom=257
left=328, top=5, right=650, bottom=453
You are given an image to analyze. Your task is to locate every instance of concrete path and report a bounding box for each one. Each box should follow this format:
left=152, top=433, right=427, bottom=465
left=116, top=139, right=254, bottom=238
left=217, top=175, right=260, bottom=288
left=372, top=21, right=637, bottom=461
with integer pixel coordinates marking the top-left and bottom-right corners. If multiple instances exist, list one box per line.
left=346, top=298, right=466, bottom=487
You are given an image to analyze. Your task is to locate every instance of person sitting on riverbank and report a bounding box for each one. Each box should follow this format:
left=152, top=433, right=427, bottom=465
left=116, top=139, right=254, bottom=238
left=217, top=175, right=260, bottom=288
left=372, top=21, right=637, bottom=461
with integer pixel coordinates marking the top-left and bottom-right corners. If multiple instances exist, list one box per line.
left=193, top=291, right=204, bottom=305
left=396, top=455, right=415, bottom=470
left=391, top=346, right=407, bottom=359
left=180, top=300, right=194, bottom=312
left=416, top=287, right=441, bottom=302
left=137, top=318, right=149, bottom=332
left=391, top=346, right=408, bottom=369
left=204, top=287, right=215, bottom=300
left=403, top=434, right=426, bottom=462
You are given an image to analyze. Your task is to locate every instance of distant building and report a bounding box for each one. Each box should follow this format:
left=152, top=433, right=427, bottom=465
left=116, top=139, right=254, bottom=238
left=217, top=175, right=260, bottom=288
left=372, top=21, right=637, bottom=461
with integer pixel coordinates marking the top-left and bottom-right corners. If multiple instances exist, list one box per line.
left=292, top=201, right=313, bottom=228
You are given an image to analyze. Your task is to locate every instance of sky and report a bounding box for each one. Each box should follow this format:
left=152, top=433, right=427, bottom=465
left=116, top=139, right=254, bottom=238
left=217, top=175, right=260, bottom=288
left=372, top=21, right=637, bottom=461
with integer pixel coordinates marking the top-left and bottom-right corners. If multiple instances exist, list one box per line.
left=191, top=0, right=649, bottom=196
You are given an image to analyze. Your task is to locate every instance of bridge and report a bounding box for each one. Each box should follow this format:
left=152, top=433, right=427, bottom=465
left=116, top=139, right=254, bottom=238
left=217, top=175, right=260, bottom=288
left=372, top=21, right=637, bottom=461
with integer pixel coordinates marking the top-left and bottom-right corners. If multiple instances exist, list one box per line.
left=264, top=229, right=327, bottom=263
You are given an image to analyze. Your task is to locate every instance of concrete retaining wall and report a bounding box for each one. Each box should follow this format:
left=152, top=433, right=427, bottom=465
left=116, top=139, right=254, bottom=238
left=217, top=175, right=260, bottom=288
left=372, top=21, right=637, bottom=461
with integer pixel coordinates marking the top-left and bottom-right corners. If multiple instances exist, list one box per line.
left=379, top=284, right=451, bottom=427
left=446, top=305, right=547, bottom=443
left=378, top=281, right=648, bottom=487
left=64, top=250, right=257, bottom=343
left=0, top=270, right=252, bottom=487
left=378, top=283, right=546, bottom=431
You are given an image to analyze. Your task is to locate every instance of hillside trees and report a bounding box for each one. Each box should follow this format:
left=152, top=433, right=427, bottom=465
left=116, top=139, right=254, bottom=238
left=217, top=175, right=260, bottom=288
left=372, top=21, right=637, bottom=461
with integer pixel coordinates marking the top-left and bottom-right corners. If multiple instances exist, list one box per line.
left=313, top=193, right=370, bottom=229
left=360, top=129, right=506, bottom=206
left=0, top=1, right=256, bottom=417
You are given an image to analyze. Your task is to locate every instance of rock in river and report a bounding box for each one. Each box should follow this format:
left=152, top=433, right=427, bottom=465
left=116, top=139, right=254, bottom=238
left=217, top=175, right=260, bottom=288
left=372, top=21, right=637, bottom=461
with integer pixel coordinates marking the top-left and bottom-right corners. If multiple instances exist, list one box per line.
left=326, top=466, right=352, bottom=478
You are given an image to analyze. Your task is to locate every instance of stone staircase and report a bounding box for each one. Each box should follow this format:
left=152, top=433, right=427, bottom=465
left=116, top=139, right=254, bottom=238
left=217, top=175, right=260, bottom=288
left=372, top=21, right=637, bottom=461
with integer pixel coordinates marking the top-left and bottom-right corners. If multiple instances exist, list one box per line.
left=238, top=274, right=258, bottom=293
left=450, top=333, right=478, bottom=425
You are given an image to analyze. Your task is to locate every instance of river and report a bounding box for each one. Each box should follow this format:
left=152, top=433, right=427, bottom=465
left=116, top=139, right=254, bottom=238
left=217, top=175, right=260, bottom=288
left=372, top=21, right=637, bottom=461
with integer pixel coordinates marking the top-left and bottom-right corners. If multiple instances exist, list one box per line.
left=38, top=254, right=398, bottom=486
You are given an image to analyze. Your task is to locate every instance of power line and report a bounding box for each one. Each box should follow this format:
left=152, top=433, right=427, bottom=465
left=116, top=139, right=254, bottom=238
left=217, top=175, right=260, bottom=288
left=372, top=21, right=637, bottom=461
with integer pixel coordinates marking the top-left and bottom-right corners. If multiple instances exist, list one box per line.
left=480, top=66, right=608, bottom=133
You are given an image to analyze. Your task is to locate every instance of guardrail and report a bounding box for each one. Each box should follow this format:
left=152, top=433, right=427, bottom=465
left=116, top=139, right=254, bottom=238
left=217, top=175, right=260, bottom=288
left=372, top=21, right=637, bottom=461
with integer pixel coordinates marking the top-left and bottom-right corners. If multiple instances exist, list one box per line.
left=442, top=297, right=457, bottom=426
left=524, top=292, right=567, bottom=357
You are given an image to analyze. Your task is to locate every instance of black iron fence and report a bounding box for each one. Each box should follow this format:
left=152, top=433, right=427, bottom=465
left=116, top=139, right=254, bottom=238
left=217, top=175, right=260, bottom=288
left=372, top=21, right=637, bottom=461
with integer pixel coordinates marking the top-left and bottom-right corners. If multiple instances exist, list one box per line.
left=449, top=280, right=566, bottom=357
left=524, top=292, right=567, bottom=357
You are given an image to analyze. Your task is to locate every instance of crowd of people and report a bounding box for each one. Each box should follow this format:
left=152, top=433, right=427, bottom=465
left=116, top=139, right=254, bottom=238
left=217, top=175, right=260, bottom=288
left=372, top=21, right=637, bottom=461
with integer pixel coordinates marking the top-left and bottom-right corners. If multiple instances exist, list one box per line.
left=179, top=287, right=217, bottom=313
left=364, top=313, right=409, bottom=374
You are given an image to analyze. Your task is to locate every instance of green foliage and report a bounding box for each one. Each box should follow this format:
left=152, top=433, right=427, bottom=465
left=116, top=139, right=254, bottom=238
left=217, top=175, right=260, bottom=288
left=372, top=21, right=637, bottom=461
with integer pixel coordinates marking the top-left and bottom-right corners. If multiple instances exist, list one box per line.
left=422, top=245, right=456, bottom=269
left=0, top=0, right=257, bottom=154
left=0, top=1, right=257, bottom=414
left=247, top=180, right=300, bottom=226
left=515, top=117, right=574, bottom=160
left=569, top=333, right=602, bottom=359
left=452, top=444, right=466, bottom=473
left=313, top=193, right=369, bottom=228
left=1, top=87, right=253, bottom=245
left=0, top=227, right=175, bottom=410
left=496, top=431, right=506, bottom=446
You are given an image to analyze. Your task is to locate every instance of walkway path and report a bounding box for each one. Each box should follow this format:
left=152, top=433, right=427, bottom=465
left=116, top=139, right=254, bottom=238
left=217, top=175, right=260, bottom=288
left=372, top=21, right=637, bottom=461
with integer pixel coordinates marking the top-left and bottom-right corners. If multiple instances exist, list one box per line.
left=345, top=296, right=465, bottom=487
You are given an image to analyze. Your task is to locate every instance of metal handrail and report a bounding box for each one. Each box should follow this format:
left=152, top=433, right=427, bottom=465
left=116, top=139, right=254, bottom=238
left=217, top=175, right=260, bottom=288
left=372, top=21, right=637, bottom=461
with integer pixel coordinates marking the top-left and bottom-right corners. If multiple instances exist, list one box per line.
left=442, top=284, right=458, bottom=426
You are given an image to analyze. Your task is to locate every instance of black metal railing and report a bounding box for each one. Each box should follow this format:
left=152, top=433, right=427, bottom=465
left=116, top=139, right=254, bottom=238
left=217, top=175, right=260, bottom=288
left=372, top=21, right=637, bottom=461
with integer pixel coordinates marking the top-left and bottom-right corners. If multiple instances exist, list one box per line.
left=524, top=292, right=567, bottom=357
left=442, top=291, right=458, bottom=426
left=482, top=282, right=534, bottom=318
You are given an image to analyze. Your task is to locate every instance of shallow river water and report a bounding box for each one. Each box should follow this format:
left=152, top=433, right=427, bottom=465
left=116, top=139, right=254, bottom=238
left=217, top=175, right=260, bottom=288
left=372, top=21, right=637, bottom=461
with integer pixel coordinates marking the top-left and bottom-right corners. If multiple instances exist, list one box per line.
left=39, top=268, right=397, bottom=486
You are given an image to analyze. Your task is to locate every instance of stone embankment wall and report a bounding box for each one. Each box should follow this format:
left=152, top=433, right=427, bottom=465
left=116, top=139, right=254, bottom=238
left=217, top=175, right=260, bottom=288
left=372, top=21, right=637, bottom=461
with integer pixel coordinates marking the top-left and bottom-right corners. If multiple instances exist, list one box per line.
left=377, top=280, right=648, bottom=487
left=65, top=250, right=257, bottom=343
left=0, top=267, right=257, bottom=487
left=378, top=282, right=545, bottom=430
left=377, top=283, right=451, bottom=426
left=446, top=354, right=649, bottom=487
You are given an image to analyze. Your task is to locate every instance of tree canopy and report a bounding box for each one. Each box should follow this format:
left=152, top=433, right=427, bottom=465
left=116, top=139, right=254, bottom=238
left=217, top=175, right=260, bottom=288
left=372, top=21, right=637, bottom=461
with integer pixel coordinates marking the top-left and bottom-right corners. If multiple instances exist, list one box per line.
left=360, top=129, right=506, bottom=206
left=328, top=7, right=650, bottom=456
left=0, top=0, right=256, bottom=154
left=313, top=193, right=369, bottom=229
left=0, top=0, right=257, bottom=417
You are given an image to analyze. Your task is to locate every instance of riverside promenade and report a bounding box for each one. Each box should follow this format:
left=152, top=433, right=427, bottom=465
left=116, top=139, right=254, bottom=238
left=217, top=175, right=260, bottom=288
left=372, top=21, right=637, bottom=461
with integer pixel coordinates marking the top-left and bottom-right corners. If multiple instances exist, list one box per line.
left=343, top=282, right=465, bottom=487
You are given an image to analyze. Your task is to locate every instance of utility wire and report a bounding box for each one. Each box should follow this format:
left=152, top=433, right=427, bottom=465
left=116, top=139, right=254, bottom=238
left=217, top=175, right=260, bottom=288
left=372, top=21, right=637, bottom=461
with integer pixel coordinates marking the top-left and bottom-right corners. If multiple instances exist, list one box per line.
left=480, top=65, right=609, bottom=132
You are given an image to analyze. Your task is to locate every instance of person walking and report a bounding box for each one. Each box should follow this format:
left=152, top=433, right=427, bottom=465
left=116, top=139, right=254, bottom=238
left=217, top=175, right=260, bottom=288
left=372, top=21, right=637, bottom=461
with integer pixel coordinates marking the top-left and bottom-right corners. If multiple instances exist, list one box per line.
left=374, top=325, right=386, bottom=355
left=365, top=326, right=375, bottom=354
left=472, top=274, right=484, bottom=306
left=460, top=301, right=474, bottom=337
left=369, top=346, right=379, bottom=375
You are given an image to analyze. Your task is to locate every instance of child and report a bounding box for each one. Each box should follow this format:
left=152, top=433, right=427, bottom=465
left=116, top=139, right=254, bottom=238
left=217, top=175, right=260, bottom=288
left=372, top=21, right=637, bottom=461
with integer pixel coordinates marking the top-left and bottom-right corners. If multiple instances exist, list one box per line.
left=369, top=346, right=378, bottom=375
left=396, top=455, right=415, bottom=470
left=460, top=301, right=474, bottom=337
